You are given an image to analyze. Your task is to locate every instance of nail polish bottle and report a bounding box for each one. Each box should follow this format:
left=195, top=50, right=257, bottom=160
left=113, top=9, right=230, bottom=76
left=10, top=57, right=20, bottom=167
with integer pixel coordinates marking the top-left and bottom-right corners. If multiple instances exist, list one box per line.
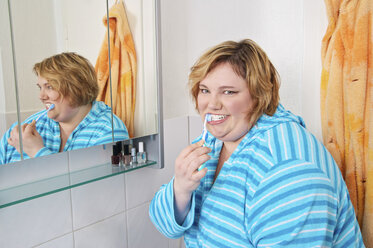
left=129, top=139, right=134, bottom=152
left=111, top=142, right=122, bottom=166
left=130, top=147, right=137, bottom=166
left=137, top=142, right=147, bottom=164
left=122, top=144, right=131, bottom=166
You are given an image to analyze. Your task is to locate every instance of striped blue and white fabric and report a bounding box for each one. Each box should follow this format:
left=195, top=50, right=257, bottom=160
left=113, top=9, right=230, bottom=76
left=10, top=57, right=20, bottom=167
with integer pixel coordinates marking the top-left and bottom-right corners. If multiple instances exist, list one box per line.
left=149, top=104, right=364, bottom=247
left=0, top=101, right=128, bottom=164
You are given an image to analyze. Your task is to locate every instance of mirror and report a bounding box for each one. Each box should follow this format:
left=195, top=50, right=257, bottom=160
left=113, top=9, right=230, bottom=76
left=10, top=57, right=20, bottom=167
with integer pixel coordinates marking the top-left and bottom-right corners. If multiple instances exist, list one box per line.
left=0, top=0, right=159, bottom=165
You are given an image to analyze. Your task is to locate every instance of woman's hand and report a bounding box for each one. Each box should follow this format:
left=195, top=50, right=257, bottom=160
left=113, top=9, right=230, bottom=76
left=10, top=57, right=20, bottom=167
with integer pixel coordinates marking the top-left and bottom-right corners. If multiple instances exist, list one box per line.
left=8, top=120, right=44, bottom=158
left=173, top=139, right=211, bottom=224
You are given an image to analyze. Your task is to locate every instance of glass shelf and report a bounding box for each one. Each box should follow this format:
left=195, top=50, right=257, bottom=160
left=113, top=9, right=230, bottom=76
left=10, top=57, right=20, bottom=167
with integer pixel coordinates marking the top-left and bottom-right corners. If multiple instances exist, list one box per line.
left=0, top=161, right=156, bottom=209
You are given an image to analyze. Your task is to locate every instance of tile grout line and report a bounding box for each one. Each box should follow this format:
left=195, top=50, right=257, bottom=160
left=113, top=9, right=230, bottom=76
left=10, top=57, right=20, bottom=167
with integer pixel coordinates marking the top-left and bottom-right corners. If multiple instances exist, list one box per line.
left=67, top=151, right=76, bottom=247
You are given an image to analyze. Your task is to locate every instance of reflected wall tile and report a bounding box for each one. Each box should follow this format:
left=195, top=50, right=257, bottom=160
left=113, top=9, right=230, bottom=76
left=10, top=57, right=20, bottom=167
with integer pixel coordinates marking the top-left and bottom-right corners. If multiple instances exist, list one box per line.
left=127, top=202, right=169, bottom=248
left=0, top=191, right=72, bottom=248
left=125, top=116, right=188, bottom=210
left=74, top=213, right=127, bottom=248
left=68, top=144, right=112, bottom=172
left=71, top=175, right=126, bottom=230
left=34, top=233, right=74, bottom=248
left=0, top=151, right=69, bottom=190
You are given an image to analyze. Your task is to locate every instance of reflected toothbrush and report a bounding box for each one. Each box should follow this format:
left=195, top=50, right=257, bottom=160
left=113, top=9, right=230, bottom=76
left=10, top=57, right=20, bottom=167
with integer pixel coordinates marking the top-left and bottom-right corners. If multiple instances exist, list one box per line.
left=35, top=104, right=55, bottom=122
left=198, top=113, right=211, bottom=171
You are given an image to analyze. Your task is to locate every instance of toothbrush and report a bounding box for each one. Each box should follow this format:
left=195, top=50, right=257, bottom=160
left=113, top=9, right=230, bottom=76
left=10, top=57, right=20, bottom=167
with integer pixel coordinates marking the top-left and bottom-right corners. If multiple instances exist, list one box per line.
left=201, top=113, right=211, bottom=145
left=198, top=113, right=211, bottom=171
left=35, top=104, right=55, bottom=122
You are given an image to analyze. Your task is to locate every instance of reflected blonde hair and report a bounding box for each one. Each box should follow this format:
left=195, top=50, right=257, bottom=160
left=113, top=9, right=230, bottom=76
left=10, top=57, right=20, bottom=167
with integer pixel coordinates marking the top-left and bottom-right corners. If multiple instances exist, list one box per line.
left=189, top=39, right=280, bottom=126
left=33, top=52, right=99, bottom=107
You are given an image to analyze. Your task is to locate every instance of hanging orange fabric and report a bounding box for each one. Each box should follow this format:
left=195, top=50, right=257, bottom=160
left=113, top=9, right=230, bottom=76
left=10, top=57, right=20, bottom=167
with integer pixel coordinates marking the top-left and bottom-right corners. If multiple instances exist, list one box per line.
left=321, top=0, right=372, bottom=245
left=95, top=0, right=137, bottom=138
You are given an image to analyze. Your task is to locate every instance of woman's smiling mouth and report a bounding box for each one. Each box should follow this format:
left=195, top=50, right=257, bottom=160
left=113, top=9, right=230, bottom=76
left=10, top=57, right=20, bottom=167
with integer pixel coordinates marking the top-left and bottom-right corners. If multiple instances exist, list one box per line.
left=208, top=114, right=228, bottom=124
left=45, top=103, right=53, bottom=110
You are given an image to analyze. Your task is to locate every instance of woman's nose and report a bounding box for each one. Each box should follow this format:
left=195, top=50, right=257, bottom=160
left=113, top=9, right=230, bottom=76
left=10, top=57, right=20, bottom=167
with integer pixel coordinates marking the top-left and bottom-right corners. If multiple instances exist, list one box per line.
left=207, top=94, right=222, bottom=110
left=39, top=88, right=47, bottom=100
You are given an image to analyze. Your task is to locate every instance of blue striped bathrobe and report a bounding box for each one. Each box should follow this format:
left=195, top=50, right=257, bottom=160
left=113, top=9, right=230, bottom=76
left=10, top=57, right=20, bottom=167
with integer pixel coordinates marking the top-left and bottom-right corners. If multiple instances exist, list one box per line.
left=149, top=104, right=364, bottom=247
left=0, top=101, right=128, bottom=164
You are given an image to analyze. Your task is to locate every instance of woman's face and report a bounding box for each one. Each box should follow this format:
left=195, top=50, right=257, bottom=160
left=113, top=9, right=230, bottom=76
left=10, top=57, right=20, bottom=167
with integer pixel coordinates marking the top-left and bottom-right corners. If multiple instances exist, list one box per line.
left=197, top=63, right=255, bottom=143
left=37, top=76, right=79, bottom=123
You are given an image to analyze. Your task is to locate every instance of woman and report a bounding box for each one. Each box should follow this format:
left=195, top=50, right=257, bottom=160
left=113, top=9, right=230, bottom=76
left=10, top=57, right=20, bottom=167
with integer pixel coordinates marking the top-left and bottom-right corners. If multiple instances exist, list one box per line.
left=149, top=40, right=364, bottom=247
left=0, top=52, right=128, bottom=164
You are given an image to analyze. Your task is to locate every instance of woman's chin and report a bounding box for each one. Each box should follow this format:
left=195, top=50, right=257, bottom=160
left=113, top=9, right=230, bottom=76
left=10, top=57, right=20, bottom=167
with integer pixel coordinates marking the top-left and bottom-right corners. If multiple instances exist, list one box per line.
left=212, top=130, right=248, bottom=143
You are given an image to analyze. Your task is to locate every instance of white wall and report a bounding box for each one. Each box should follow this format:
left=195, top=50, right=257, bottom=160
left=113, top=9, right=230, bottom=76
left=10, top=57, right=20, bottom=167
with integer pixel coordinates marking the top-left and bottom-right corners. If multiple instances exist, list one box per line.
left=0, top=1, right=328, bottom=247
left=0, top=0, right=17, bottom=132
left=162, top=0, right=327, bottom=141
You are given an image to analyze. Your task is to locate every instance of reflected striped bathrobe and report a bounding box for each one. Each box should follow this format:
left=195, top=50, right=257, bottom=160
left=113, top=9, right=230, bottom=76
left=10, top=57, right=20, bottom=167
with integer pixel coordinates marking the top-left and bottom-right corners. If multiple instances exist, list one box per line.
left=149, top=104, right=364, bottom=247
left=0, top=101, right=128, bottom=164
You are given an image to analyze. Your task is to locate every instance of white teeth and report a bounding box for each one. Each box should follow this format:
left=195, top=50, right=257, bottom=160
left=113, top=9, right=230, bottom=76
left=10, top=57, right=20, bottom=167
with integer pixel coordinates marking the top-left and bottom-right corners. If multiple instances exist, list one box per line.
left=46, top=103, right=51, bottom=108
left=210, top=114, right=226, bottom=121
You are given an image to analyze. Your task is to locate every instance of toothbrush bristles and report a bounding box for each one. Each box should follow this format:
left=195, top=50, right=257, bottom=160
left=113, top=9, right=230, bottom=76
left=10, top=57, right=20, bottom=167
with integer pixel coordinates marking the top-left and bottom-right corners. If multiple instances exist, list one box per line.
left=35, top=104, right=55, bottom=122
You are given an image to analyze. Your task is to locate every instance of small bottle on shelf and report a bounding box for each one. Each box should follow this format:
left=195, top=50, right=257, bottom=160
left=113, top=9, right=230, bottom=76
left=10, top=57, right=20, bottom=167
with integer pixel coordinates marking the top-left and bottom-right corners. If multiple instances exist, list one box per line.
left=111, top=142, right=122, bottom=166
left=137, top=142, right=147, bottom=164
left=130, top=147, right=137, bottom=166
left=122, top=144, right=131, bottom=166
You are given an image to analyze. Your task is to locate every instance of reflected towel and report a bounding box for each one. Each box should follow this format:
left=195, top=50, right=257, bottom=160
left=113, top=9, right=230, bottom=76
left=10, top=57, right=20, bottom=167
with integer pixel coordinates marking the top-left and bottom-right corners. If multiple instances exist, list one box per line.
left=95, top=0, right=137, bottom=138
left=321, top=0, right=372, bottom=245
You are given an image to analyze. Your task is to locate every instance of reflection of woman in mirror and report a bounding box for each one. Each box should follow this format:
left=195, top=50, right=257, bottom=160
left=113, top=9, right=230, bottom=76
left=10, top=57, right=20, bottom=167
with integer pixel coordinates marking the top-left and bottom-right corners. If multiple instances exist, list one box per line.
left=0, top=52, right=128, bottom=165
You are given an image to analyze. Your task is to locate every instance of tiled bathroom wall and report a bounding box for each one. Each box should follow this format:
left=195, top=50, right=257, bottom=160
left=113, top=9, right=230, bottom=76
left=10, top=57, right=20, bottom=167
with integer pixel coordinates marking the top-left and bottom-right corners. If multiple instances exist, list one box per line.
left=0, top=116, right=195, bottom=248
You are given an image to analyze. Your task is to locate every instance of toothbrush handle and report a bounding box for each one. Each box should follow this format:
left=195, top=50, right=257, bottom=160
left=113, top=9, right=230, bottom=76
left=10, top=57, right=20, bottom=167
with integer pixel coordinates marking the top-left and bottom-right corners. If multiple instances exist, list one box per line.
left=35, top=112, right=46, bottom=122
left=198, top=141, right=208, bottom=171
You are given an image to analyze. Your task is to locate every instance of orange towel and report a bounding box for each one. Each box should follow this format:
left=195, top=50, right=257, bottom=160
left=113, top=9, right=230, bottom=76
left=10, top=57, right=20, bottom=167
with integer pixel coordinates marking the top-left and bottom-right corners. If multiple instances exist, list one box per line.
left=95, top=0, right=137, bottom=138
left=321, top=0, right=373, bottom=245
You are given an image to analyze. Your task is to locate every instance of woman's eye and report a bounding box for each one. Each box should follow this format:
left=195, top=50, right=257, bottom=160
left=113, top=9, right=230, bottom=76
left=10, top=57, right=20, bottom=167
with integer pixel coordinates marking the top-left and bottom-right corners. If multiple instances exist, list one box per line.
left=200, top=88, right=209, bottom=94
left=223, top=90, right=236, bottom=95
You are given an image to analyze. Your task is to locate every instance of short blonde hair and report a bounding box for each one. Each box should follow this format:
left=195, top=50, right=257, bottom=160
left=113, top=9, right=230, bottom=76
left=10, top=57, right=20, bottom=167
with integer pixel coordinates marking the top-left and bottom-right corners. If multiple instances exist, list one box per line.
left=33, top=52, right=99, bottom=107
left=188, top=39, right=280, bottom=126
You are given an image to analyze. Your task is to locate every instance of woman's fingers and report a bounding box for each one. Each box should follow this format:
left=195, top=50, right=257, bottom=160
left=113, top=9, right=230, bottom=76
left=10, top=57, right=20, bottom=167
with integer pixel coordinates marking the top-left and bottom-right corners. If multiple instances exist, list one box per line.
left=7, top=137, right=14, bottom=146
left=21, top=123, right=28, bottom=132
left=182, top=145, right=211, bottom=166
left=10, top=125, right=19, bottom=138
left=176, top=143, right=210, bottom=171
left=187, top=153, right=210, bottom=175
left=24, top=121, right=37, bottom=135
left=191, top=167, right=208, bottom=182
left=178, top=140, right=205, bottom=159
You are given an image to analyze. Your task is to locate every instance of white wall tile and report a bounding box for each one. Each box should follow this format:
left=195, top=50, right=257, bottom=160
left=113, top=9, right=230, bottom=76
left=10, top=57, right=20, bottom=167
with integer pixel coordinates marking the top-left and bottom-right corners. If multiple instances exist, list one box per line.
left=0, top=191, right=72, bottom=248
left=68, top=144, right=112, bottom=172
left=161, top=0, right=190, bottom=120
left=74, top=213, right=127, bottom=248
left=180, top=239, right=186, bottom=248
left=188, top=115, right=203, bottom=143
left=0, top=152, right=68, bottom=190
left=125, top=117, right=188, bottom=209
left=169, top=238, right=183, bottom=248
left=34, top=233, right=74, bottom=248
left=127, top=202, right=169, bottom=248
left=71, top=175, right=126, bottom=230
